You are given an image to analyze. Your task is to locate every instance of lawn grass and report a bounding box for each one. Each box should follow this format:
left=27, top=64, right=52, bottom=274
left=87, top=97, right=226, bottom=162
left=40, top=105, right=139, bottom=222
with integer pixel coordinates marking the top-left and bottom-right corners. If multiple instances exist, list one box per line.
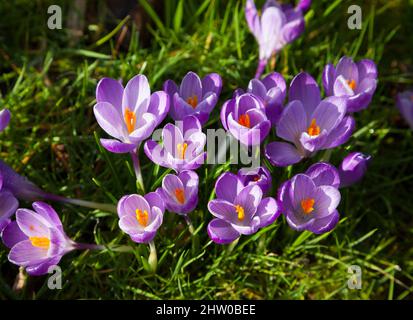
left=0, top=0, right=413, bottom=299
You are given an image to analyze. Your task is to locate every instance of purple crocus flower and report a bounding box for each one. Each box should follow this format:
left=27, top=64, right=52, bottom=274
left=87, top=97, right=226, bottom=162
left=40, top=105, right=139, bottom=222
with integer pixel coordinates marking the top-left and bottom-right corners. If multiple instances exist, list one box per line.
left=157, top=170, right=198, bottom=215
left=323, top=56, right=378, bottom=112
left=144, top=116, right=206, bottom=172
left=0, top=109, right=11, bottom=132
left=93, top=75, right=169, bottom=153
left=117, top=192, right=165, bottom=243
left=396, top=90, right=413, bottom=129
left=338, top=152, right=371, bottom=188
left=2, top=202, right=77, bottom=276
left=246, top=0, right=306, bottom=78
left=207, top=172, right=281, bottom=244
left=237, top=72, right=286, bottom=126
left=221, top=93, right=271, bottom=146
left=265, top=72, right=355, bottom=167
left=164, top=71, right=222, bottom=125
left=278, top=162, right=341, bottom=234
left=238, top=166, right=272, bottom=195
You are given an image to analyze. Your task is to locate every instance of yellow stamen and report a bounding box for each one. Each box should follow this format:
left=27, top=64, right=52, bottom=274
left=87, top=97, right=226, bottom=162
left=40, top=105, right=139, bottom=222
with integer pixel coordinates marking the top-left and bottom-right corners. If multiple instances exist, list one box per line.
left=135, top=209, right=149, bottom=227
left=124, top=108, right=136, bottom=134
left=238, top=114, right=251, bottom=128
left=175, top=188, right=185, bottom=204
left=177, top=143, right=188, bottom=160
left=300, top=198, right=315, bottom=214
left=235, top=205, right=245, bottom=221
left=347, top=79, right=356, bottom=90
left=187, top=95, right=198, bottom=109
left=29, top=237, right=50, bottom=249
left=307, top=118, right=321, bottom=137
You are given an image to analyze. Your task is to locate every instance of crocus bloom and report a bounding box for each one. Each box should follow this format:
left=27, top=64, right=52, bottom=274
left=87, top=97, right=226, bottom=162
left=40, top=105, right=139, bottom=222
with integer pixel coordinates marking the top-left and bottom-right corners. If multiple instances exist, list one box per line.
left=278, top=162, right=341, bottom=234
left=94, top=75, right=169, bottom=153
left=323, top=56, right=378, bottom=112
left=164, top=71, right=222, bottom=125
left=117, top=192, right=165, bottom=243
left=238, top=166, right=272, bottom=195
left=207, top=172, right=280, bottom=244
left=265, top=72, right=355, bottom=166
left=396, top=90, right=413, bottom=129
left=238, top=72, right=286, bottom=126
left=338, top=152, right=371, bottom=188
left=246, top=0, right=306, bottom=78
left=2, top=202, right=76, bottom=276
left=0, top=190, right=18, bottom=234
left=0, top=109, right=11, bottom=132
left=157, top=170, right=198, bottom=215
left=144, top=116, right=206, bottom=172
left=221, top=93, right=271, bottom=146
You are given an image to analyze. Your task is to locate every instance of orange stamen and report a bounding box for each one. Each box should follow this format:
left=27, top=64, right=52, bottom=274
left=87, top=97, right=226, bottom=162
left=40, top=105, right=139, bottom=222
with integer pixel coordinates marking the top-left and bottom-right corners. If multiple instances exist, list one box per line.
left=124, top=108, right=136, bottom=134
left=347, top=79, right=356, bottom=91
left=235, top=205, right=245, bottom=221
left=29, top=237, right=50, bottom=249
left=300, top=198, right=315, bottom=214
left=238, top=114, right=251, bottom=128
left=187, top=95, right=198, bottom=109
left=135, top=209, right=149, bottom=227
left=307, top=119, right=321, bottom=137
left=175, top=188, right=185, bottom=204
left=177, top=143, right=188, bottom=160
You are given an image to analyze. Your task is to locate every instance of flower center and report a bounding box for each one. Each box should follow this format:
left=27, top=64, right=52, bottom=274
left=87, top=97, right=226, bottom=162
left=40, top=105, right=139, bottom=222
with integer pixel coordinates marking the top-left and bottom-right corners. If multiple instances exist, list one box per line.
left=301, top=198, right=315, bottom=214
left=135, top=209, right=149, bottom=227
left=29, top=237, right=50, bottom=249
left=307, top=119, right=320, bottom=137
left=253, top=175, right=260, bottom=182
left=186, top=95, right=198, bottom=109
left=347, top=79, right=356, bottom=90
left=177, top=143, right=188, bottom=160
left=124, top=108, right=136, bottom=134
left=175, top=188, right=185, bottom=204
left=235, top=204, right=245, bottom=221
left=238, top=114, right=251, bottom=128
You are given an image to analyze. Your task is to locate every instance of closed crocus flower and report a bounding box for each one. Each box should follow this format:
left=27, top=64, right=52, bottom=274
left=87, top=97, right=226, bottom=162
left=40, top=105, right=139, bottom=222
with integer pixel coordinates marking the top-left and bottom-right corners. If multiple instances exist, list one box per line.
left=144, top=116, right=206, bottom=172
left=221, top=93, right=271, bottom=146
left=0, top=109, right=11, bottom=132
left=93, top=75, right=169, bottom=153
left=323, top=56, right=378, bottom=112
left=0, top=191, right=18, bottom=234
left=164, top=71, right=222, bottom=125
left=157, top=170, right=199, bottom=215
left=396, top=90, right=413, bottom=129
left=278, top=162, right=341, bottom=234
left=265, top=72, right=355, bottom=167
left=246, top=0, right=306, bottom=78
left=117, top=192, right=165, bottom=243
left=207, top=172, right=280, bottom=244
left=238, top=166, right=272, bottom=195
left=338, top=152, right=371, bottom=188
left=2, top=202, right=77, bottom=276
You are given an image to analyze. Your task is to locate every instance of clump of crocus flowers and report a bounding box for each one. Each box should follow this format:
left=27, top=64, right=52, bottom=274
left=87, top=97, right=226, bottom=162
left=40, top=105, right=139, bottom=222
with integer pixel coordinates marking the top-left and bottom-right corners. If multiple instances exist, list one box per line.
left=1, top=0, right=383, bottom=278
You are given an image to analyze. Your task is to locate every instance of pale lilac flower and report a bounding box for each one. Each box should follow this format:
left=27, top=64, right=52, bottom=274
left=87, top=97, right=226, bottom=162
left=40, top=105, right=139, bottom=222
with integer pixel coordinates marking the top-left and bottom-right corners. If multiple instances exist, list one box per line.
left=338, top=152, right=371, bottom=187
left=396, top=90, right=413, bottom=129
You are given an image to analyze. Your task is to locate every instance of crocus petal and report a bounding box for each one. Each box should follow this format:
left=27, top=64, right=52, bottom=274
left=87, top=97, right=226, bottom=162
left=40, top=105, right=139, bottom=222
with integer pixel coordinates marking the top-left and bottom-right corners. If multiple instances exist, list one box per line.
left=8, top=239, right=49, bottom=267
left=129, top=112, right=157, bottom=143
left=147, top=91, right=170, bottom=126
left=96, top=78, right=124, bottom=109
left=248, top=79, right=267, bottom=98
left=307, top=210, right=339, bottom=234
left=323, top=116, right=355, bottom=149
left=282, top=9, right=305, bottom=44
left=357, top=59, right=378, bottom=80
left=163, top=79, right=178, bottom=97
left=207, top=218, right=240, bottom=244
left=313, top=185, right=341, bottom=217
left=0, top=191, right=18, bottom=224
left=180, top=72, right=202, bottom=100
left=94, top=102, right=127, bottom=140
left=202, top=73, right=222, bottom=97
left=245, top=0, right=260, bottom=38
left=215, top=172, right=244, bottom=203
left=2, top=221, right=27, bottom=249
left=265, top=141, right=303, bottom=166
left=333, top=75, right=355, bottom=96
left=310, top=96, right=347, bottom=133
left=32, top=202, right=62, bottom=229
left=162, top=123, right=184, bottom=157
left=100, top=139, right=136, bottom=154
left=276, top=100, right=307, bottom=143
left=234, top=185, right=262, bottom=222
left=171, top=94, right=198, bottom=121
left=145, top=192, right=165, bottom=213
left=0, top=109, right=11, bottom=132
left=336, top=56, right=359, bottom=85
left=339, top=152, right=371, bottom=187
left=259, top=6, right=286, bottom=60
left=262, top=72, right=286, bottom=97
left=16, top=209, right=50, bottom=238
left=255, top=197, right=280, bottom=227
left=305, top=163, right=340, bottom=188
left=25, top=255, right=62, bottom=276
left=162, top=174, right=185, bottom=204
left=144, top=140, right=168, bottom=167
left=122, top=74, right=151, bottom=118
left=322, top=63, right=336, bottom=96
left=289, top=72, right=321, bottom=117
left=208, top=199, right=236, bottom=222
left=196, top=92, right=218, bottom=115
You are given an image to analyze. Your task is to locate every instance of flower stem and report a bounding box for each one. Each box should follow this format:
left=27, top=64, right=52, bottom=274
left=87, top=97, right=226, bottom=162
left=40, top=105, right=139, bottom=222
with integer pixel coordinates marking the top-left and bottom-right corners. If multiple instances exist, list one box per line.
left=42, top=193, right=117, bottom=213
left=255, top=59, right=267, bottom=79
left=184, top=215, right=195, bottom=235
left=130, top=148, right=145, bottom=194
left=148, top=241, right=157, bottom=273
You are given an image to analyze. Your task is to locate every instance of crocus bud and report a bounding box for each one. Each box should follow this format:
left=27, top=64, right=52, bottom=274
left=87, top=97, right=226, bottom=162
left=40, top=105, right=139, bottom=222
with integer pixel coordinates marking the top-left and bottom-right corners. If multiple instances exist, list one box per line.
left=297, top=0, right=311, bottom=12
left=338, top=152, right=371, bottom=187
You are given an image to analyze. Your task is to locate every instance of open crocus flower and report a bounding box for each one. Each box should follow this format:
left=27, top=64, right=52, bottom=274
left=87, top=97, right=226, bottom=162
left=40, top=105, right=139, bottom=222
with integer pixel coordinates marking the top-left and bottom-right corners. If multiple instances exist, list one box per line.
left=323, top=56, right=378, bottom=112
left=221, top=93, right=271, bottom=146
left=265, top=72, right=355, bottom=167
left=117, top=192, right=165, bottom=243
left=338, top=152, right=371, bottom=188
left=0, top=109, right=11, bottom=132
left=93, top=75, right=169, bottom=153
left=207, top=172, right=280, bottom=244
left=157, top=170, right=198, bottom=215
left=278, top=162, right=341, bottom=234
left=2, top=202, right=76, bottom=276
left=238, top=166, right=272, bottom=195
left=396, top=90, right=413, bottom=129
left=144, top=116, right=206, bottom=172
left=164, top=71, right=222, bottom=125
left=246, top=0, right=306, bottom=78
left=240, top=72, right=286, bottom=126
